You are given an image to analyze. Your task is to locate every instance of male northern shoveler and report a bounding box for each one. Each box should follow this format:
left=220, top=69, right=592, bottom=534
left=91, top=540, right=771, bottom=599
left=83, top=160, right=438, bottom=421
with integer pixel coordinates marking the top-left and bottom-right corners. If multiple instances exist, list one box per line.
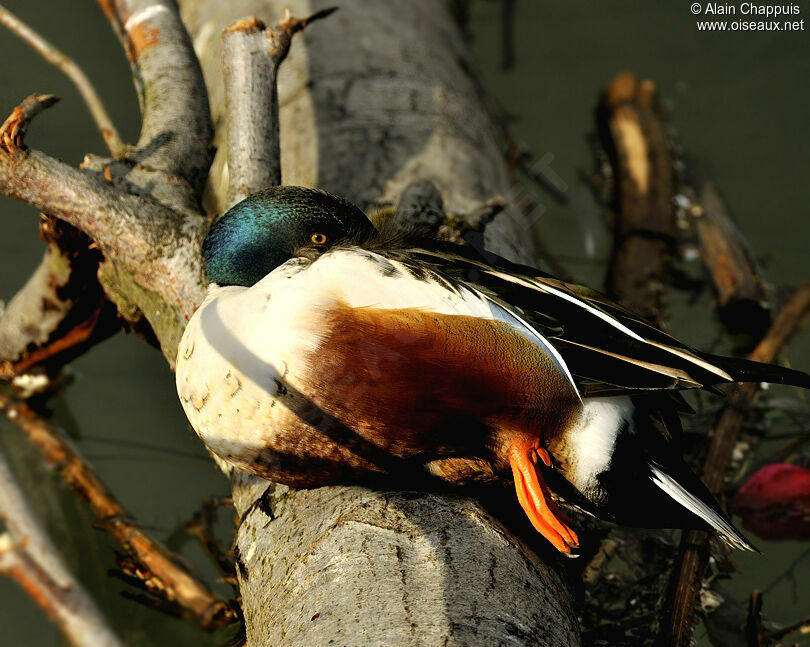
left=176, top=186, right=810, bottom=555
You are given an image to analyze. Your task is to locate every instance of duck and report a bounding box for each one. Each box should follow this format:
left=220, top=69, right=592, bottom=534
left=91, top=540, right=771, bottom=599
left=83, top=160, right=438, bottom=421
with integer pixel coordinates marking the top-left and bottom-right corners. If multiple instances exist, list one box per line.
left=175, top=185, right=810, bottom=555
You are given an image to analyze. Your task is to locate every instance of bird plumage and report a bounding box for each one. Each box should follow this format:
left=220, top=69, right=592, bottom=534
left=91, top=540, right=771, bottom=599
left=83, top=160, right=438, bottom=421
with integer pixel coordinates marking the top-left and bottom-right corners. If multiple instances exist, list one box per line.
left=176, top=186, right=809, bottom=555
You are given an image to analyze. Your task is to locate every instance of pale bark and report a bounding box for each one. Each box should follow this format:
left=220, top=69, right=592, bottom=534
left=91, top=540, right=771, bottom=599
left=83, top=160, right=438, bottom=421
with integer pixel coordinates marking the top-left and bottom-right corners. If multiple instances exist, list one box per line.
left=0, top=0, right=580, bottom=644
left=183, top=2, right=579, bottom=645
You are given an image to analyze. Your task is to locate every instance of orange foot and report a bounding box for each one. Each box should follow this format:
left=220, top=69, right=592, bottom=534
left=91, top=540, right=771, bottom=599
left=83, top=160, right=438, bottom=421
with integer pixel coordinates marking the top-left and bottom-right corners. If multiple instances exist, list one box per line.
left=509, top=437, right=579, bottom=555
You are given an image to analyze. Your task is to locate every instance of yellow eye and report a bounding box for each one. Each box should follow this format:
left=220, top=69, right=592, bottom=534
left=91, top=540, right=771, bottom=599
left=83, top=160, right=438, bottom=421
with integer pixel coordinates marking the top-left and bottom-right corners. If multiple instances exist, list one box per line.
left=311, top=233, right=327, bottom=245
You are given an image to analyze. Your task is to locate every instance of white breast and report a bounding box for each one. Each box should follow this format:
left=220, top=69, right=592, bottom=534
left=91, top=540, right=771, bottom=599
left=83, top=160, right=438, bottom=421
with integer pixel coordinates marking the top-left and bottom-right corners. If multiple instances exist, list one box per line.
left=175, top=248, right=545, bottom=467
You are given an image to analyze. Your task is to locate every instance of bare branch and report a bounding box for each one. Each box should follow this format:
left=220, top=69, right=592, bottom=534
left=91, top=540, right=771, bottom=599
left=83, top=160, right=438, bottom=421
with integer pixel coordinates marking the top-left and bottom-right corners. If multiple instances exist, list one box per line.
left=95, top=0, right=213, bottom=194
left=0, top=247, right=74, bottom=367
left=659, top=283, right=810, bottom=646
left=222, top=17, right=277, bottom=205
left=0, top=95, right=206, bottom=364
left=0, top=4, right=126, bottom=157
left=0, top=391, right=237, bottom=630
left=691, top=181, right=772, bottom=336
left=0, top=147, right=169, bottom=261
left=0, top=451, right=123, bottom=647
left=222, top=8, right=336, bottom=205
left=185, top=497, right=236, bottom=581
left=0, top=95, right=176, bottom=249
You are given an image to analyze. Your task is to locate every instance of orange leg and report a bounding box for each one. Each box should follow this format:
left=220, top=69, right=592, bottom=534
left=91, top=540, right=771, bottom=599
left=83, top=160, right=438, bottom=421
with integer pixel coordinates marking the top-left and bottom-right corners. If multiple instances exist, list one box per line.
left=509, top=437, right=579, bottom=554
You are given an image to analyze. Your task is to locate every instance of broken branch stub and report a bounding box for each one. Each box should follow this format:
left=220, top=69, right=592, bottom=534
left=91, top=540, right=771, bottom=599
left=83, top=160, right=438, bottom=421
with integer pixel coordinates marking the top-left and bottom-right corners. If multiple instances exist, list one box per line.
left=0, top=93, right=58, bottom=153
left=222, top=8, right=337, bottom=206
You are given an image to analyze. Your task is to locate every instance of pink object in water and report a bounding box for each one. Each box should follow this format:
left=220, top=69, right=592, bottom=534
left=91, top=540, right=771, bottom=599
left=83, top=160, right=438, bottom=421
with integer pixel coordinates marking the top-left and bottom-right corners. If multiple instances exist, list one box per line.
left=729, top=463, right=810, bottom=541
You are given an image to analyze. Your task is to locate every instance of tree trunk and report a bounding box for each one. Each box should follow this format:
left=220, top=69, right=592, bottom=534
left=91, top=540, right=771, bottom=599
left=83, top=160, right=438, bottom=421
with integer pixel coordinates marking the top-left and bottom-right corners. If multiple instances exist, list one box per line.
left=184, top=1, right=579, bottom=644
left=0, top=0, right=580, bottom=644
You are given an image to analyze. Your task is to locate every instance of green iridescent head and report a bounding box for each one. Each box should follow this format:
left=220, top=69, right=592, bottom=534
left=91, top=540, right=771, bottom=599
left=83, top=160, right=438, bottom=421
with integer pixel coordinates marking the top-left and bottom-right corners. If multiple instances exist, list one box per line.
left=203, top=186, right=376, bottom=287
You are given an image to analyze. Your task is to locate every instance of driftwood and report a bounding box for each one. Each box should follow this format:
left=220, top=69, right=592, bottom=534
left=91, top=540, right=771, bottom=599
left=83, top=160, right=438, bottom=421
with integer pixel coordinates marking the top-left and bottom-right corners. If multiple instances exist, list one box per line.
left=657, top=284, right=810, bottom=646
left=0, top=0, right=580, bottom=644
left=0, top=448, right=122, bottom=647
left=0, top=389, right=236, bottom=629
left=599, top=72, right=677, bottom=324
left=690, top=181, right=772, bottom=337
left=593, top=68, right=810, bottom=646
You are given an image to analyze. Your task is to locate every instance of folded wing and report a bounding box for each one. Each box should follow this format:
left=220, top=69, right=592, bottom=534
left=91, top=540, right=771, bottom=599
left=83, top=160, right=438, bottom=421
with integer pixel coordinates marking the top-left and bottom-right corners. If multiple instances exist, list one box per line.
left=397, top=245, right=810, bottom=397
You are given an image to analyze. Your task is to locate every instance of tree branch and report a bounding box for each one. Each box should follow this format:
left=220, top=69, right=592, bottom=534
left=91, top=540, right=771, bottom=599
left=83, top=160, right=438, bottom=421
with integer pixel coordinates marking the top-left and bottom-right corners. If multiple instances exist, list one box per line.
left=4, top=1, right=581, bottom=643
left=691, top=181, right=772, bottom=337
left=0, top=92, right=58, bottom=152
left=658, top=283, right=810, bottom=646
left=0, top=97, right=174, bottom=257
left=0, top=450, right=123, bottom=647
left=0, top=390, right=237, bottom=630
left=0, top=4, right=126, bottom=157
left=95, top=0, right=213, bottom=194
left=222, top=9, right=336, bottom=205
left=599, top=72, right=676, bottom=324
left=0, top=216, right=118, bottom=377
left=0, top=95, right=206, bottom=337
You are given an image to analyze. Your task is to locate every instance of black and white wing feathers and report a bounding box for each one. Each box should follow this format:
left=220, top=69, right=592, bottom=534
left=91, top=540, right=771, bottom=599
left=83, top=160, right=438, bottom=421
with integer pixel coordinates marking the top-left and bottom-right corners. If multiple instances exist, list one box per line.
left=391, top=244, right=810, bottom=397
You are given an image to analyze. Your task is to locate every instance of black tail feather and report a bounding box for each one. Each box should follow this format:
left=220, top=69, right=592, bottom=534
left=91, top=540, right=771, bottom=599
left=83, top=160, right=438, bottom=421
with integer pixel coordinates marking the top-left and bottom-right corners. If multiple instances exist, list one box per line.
left=699, top=353, right=810, bottom=389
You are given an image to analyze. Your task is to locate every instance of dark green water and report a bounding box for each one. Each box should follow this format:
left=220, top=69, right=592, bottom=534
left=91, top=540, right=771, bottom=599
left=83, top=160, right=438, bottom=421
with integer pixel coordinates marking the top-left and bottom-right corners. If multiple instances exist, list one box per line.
left=0, top=1, right=807, bottom=645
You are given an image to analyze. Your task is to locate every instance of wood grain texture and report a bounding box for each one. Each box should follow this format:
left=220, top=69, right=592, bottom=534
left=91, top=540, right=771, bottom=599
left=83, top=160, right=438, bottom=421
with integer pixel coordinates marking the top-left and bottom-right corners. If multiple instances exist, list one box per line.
left=234, top=483, right=580, bottom=647
left=599, top=72, right=676, bottom=323
left=180, top=1, right=580, bottom=645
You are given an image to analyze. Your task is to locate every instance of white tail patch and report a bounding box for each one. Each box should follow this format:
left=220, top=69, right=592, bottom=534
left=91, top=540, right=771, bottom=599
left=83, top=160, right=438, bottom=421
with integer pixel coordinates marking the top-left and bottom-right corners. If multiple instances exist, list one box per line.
left=561, top=397, right=633, bottom=490
left=649, top=466, right=755, bottom=551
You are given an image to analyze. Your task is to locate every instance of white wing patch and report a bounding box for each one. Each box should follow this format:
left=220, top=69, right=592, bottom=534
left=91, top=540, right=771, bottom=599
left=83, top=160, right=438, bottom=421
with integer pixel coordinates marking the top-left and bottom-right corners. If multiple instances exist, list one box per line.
left=562, top=397, right=631, bottom=489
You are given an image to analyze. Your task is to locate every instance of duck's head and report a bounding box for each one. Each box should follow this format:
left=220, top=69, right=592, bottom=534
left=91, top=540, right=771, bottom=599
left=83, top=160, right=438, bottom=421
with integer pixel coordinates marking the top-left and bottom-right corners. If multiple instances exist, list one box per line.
left=203, top=186, right=377, bottom=287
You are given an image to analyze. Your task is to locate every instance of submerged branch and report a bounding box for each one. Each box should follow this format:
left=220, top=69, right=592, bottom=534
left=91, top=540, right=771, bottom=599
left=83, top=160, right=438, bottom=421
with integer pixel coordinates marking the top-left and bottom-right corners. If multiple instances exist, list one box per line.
left=0, top=450, right=123, bottom=647
left=658, top=283, right=810, bottom=646
left=0, top=391, right=237, bottom=630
